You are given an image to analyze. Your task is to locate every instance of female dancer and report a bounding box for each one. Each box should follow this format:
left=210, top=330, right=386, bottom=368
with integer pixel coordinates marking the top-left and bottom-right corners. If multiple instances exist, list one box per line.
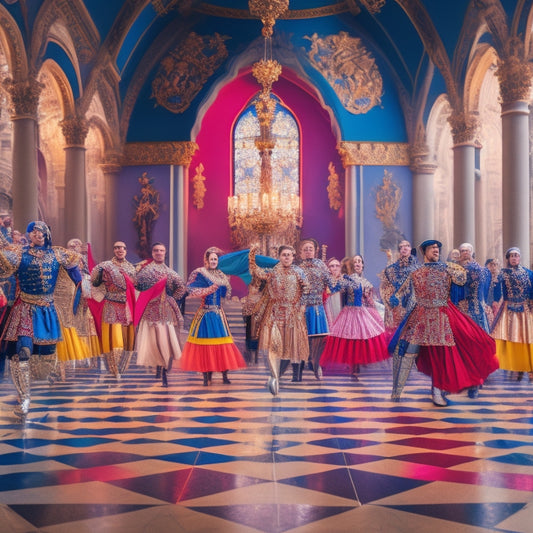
left=320, top=260, right=389, bottom=381
left=180, top=247, right=246, bottom=386
left=324, top=257, right=343, bottom=327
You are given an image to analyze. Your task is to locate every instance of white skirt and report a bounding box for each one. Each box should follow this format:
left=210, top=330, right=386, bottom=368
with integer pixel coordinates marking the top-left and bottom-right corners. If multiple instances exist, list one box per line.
left=135, top=320, right=182, bottom=367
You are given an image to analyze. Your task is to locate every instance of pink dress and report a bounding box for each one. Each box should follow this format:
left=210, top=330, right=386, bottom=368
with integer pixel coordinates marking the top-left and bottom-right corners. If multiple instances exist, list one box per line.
left=320, top=274, right=389, bottom=367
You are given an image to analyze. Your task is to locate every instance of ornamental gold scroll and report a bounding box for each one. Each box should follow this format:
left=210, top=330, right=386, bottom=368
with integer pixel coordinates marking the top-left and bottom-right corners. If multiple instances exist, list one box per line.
left=304, top=31, right=383, bottom=115
left=151, top=32, right=229, bottom=113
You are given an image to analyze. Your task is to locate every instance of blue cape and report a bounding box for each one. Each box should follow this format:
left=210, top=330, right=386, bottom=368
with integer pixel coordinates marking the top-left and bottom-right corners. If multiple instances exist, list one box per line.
left=218, top=249, right=278, bottom=285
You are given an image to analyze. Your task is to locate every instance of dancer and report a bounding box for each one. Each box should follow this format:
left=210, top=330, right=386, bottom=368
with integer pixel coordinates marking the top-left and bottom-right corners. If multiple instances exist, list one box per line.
left=90, top=241, right=136, bottom=378
left=324, top=257, right=343, bottom=327
left=0, top=221, right=81, bottom=418
left=249, top=245, right=309, bottom=394
left=379, top=240, right=419, bottom=338
left=134, top=242, right=186, bottom=387
left=490, top=247, right=533, bottom=381
left=320, top=269, right=389, bottom=380
left=298, top=238, right=339, bottom=379
left=389, top=239, right=498, bottom=405
left=450, top=242, right=491, bottom=332
left=180, top=247, right=246, bottom=386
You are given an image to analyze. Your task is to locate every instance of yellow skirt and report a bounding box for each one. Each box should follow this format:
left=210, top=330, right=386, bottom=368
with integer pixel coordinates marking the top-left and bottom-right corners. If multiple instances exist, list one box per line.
left=101, top=323, right=135, bottom=353
left=56, top=327, right=94, bottom=361
left=495, top=339, right=533, bottom=371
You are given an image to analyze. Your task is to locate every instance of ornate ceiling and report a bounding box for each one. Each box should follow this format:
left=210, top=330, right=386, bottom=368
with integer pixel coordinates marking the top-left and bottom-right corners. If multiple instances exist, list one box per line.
left=0, top=1, right=529, bottom=144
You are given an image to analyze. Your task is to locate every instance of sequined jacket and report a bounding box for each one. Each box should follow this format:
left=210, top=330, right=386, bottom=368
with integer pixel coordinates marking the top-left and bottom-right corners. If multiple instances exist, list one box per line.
left=450, top=261, right=490, bottom=331
left=379, top=255, right=419, bottom=329
left=0, top=244, right=81, bottom=343
left=491, top=265, right=533, bottom=343
left=397, top=261, right=466, bottom=346
left=249, top=248, right=310, bottom=361
left=299, top=258, right=338, bottom=307
left=136, top=261, right=186, bottom=325
left=91, top=258, right=136, bottom=325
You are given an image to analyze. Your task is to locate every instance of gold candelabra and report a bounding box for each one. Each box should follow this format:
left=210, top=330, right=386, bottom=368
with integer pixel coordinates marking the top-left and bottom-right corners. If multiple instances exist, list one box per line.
left=228, top=0, right=301, bottom=254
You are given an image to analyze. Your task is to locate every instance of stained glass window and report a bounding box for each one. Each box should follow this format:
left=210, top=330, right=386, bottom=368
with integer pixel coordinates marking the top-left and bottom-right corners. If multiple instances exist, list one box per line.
left=233, top=93, right=300, bottom=196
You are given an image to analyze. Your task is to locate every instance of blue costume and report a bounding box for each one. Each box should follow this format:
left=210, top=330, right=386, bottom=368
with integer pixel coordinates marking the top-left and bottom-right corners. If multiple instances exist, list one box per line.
left=299, top=256, right=340, bottom=379
left=450, top=261, right=491, bottom=332
left=179, top=251, right=246, bottom=385
left=0, top=221, right=81, bottom=418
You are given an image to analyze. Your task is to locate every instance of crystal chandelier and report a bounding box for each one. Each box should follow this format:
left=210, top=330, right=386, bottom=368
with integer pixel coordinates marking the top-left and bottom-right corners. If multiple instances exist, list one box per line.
left=228, top=0, right=301, bottom=254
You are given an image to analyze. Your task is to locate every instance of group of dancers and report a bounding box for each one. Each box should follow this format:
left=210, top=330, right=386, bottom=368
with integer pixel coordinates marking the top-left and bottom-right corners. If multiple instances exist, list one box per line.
left=0, top=220, right=532, bottom=419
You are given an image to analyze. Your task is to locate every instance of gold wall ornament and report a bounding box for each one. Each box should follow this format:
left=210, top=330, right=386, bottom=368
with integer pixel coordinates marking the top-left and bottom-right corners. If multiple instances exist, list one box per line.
left=359, top=0, right=386, bottom=14
left=132, top=171, right=161, bottom=259
left=304, top=31, right=383, bottom=115
left=60, top=115, right=89, bottom=146
left=151, top=32, right=229, bottom=114
left=3, top=77, right=44, bottom=118
left=192, top=162, right=207, bottom=209
left=194, top=2, right=358, bottom=19
left=337, top=141, right=409, bottom=167
left=123, top=141, right=198, bottom=166
left=375, top=169, right=406, bottom=252
left=249, top=0, right=289, bottom=38
left=327, top=161, right=342, bottom=211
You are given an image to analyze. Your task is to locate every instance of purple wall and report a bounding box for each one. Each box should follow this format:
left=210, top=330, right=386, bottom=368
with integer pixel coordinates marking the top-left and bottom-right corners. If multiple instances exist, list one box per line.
left=113, top=165, right=171, bottom=266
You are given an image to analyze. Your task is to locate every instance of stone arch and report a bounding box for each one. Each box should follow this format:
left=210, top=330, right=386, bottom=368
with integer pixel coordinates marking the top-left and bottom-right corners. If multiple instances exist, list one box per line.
left=426, top=94, right=453, bottom=254
left=37, top=59, right=76, bottom=244
left=0, top=4, right=28, bottom=81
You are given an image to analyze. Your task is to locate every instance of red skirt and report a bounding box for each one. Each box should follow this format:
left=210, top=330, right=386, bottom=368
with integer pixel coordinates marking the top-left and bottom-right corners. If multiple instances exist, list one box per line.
left=416, top=303, right=499, bottom=392
left=320, top=334, right=389, bottom=366
left=180, top=341, right=246, bottom=372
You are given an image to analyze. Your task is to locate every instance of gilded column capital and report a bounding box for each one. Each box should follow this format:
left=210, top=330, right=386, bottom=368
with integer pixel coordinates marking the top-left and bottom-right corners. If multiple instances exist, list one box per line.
left=2, top=77, right=44, bottom=119
left=447, top=111, right=479, bottom=146
left=60, top=116, right=89, bottom=146
left=408, top=142, right=437, bottom=175
left=123, top=141, right=199, bottom=166
left=496, top=42, right=533, bottom=104
left=337, top=141, right=409, bottom=167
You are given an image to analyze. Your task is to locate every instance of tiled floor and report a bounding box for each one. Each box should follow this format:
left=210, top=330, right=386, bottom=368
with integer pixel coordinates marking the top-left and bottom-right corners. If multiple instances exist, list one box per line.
left=1, top=359, right=533, bottom=533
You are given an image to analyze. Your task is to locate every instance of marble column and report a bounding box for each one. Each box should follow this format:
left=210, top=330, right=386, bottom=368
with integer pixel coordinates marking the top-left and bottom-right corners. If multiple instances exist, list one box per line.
left=409, top=143, right=436, bottom=248
left=61, top=116, right=89, bottom=242
left=170, top=164, right=189, bottom=278
left=344, top=164, right=357, bottom=256
left=496, top=53, right=532, bottom=267
left=448, top=111, right=478, bottom=248
left=3, top=78, right=42, bottom=230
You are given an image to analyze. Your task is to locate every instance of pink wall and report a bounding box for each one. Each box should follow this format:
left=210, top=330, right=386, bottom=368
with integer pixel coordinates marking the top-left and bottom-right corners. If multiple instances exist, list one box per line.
left=188, top=69, right=345, bottom=290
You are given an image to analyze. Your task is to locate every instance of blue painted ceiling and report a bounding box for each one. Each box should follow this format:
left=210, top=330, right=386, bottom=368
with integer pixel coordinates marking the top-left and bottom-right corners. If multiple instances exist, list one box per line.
left=1, top=1, right=523, bottom=142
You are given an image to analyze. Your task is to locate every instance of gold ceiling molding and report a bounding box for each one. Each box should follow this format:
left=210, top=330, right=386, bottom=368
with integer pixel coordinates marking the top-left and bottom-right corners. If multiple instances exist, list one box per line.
left=337, top=141, right=409, bottom=167
left=151, top=32, right=229, bottom=114
left=193, top=1, right=357, bottom=19
left=123, top=141, right=199, bottom=166
left=305, top=32, right=383, bottom=114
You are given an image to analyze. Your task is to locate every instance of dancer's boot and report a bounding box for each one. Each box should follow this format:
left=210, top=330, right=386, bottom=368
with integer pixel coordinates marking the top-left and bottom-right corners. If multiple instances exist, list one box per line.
left=10, top=352, right=31, bottom=419
left=431, top=386, right=448, bottom=407
left=291, top=363, right=299, bottom=382
left=390, top=353, right=416, bottom=401
left=222, top=370, right=231, bottom=384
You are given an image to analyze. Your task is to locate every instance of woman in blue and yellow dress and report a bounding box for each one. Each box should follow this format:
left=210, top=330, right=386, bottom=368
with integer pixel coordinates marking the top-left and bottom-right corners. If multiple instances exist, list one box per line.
left=180, top=247, right=246, bottom=386
left=491, top=247, right=533, bottom=380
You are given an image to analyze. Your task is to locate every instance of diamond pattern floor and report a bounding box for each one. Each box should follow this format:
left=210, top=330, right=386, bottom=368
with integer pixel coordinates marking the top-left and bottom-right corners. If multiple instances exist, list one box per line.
left=1, top=358, right=533, bottom=533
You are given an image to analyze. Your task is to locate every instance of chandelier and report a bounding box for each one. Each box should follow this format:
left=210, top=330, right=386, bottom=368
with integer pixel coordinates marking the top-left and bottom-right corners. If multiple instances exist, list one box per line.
left=228, top=0, right=301, bottom=254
